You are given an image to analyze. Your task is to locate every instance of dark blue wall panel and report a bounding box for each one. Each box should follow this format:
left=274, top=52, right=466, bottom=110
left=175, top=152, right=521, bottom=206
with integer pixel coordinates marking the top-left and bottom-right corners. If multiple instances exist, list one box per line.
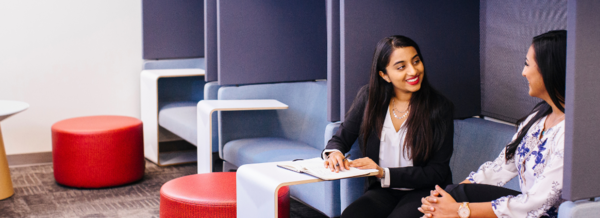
left=480, top=0, right=567, bottom=123
left=204, top=0, right=218, bottom=82
left=340, top=0, right=480, bottom=120
left=143, top=0, right=204, bottom=60
left=564, top=0, right=600, bottom=201
left=327, top=0, right=340, bottom=122
left=217, top=0, right=327, bottom=86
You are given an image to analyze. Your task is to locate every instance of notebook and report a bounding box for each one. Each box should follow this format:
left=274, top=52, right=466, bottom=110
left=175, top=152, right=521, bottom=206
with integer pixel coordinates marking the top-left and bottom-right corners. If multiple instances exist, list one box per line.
left=277, top=157, right=379, bottom=180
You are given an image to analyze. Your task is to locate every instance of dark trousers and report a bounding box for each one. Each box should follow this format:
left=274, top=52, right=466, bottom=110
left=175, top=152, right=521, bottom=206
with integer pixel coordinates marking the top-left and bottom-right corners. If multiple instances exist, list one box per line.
left=341, top=187, right=430, bottom=218
left=445, top=184, right=521, bottom=202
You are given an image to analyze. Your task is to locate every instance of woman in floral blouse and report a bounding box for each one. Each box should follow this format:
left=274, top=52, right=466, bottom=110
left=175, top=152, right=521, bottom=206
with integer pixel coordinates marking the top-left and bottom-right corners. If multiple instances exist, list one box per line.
left=419, top=30, right=567, bottom=218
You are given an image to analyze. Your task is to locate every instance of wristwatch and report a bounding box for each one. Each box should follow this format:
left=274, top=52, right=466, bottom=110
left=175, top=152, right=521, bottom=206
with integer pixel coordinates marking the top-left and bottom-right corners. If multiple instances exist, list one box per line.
left=458, top=202, right=471, bottom=218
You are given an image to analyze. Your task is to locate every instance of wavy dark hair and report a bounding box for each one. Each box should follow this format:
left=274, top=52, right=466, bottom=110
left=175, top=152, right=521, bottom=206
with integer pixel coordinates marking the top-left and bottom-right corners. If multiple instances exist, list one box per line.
left=505, top=30, right=567, bottom=161
left=360, top=35, right=453, bottom=165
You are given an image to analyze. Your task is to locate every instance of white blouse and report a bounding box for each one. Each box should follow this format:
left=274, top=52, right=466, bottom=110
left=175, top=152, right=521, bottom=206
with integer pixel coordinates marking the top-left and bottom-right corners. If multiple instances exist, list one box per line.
left=323, top=108, right=413, bottom=189
left=379, top=107, right=413, bottom=189
left=467, top=113, right=565, bottom=218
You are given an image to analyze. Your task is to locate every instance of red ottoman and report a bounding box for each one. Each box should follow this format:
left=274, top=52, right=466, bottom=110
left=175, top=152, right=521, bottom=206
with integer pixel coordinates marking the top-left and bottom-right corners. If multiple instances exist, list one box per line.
left=52, top=115, right=144, bottom=188
left=160, top=172, right=290, bottom=218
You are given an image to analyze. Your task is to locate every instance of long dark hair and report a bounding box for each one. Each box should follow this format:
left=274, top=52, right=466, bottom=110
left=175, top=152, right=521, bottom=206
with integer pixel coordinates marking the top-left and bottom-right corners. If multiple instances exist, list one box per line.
left=360, top=35, right=453, bottom=165
left=505, top=30, right=567, bottom=161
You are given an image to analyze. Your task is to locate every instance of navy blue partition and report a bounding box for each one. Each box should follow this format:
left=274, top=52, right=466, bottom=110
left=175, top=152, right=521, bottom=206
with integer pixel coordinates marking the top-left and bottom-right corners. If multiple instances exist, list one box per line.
left=327, top=0, right=341, bottom=121
left=480, top=0, right=567, bottom=123
left=340, top=0, right=480, bottom=120
left=564, top=0, right=600, bottom=201
left=204, top=0, right=218, bottom=82
left=142, top=0, right=204, bottom=59
left=217, top=0, right=327, bottom=86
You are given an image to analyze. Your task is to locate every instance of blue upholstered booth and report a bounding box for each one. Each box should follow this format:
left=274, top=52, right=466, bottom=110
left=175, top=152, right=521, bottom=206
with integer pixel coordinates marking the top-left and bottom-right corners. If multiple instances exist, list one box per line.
left=216, top=80, right=342, bottom=217
left=158, top=81, right=221, bottom=152
left=325, top=118, right=519, bottom=213
left=452, top=118, right=519, bottom=190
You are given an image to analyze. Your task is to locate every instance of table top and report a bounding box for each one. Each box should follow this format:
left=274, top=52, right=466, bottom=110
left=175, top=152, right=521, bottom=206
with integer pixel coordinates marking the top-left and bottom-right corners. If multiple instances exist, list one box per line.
left=237, top=161, right=322, bottom=187
left=197, top=99, right=288, bottom=112
left=0, top=100, right=29, bottom=122
left=141, top=68, right=205, bottom=78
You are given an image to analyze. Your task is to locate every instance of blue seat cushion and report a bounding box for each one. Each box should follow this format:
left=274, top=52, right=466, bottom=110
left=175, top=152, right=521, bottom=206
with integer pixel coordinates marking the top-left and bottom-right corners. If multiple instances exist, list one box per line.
left=158, top=102, right=198, bottom=146
left=223, top=137, right=340, bottom=216
left=222, top=137, right=322, bottom=167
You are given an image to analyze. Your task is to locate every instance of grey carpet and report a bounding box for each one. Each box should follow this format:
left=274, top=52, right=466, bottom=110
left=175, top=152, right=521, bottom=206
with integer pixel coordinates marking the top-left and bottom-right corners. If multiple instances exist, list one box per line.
left=0, top=160, right=328, bottom=218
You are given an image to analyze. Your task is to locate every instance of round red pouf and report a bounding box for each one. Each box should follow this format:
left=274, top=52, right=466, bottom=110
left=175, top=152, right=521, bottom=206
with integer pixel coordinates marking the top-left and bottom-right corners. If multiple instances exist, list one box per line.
left=52, top=115, right=144, bottom=188
left=160, top=172, right=290, bottom=218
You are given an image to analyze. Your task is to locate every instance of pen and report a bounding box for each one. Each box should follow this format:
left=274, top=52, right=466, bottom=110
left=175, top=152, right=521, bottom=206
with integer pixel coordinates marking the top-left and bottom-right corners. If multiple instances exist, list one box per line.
left=335, top=154, right=351, bottom=167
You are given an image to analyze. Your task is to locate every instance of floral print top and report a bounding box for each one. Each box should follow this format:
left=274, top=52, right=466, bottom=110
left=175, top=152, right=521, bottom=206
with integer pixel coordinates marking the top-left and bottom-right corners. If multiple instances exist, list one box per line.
left=467, top=113, right=565, bottom=218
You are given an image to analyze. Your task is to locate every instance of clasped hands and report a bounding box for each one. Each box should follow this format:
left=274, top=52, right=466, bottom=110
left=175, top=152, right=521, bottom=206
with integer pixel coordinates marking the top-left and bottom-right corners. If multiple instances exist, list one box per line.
left=418, top=185, right=461, bottom=218
left=323, top=151, right=384, bottom=178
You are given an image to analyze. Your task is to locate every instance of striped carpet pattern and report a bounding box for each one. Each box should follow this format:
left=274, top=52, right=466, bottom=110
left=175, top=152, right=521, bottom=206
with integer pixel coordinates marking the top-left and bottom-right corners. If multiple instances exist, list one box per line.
left=0, top=161, right=327, bottom=218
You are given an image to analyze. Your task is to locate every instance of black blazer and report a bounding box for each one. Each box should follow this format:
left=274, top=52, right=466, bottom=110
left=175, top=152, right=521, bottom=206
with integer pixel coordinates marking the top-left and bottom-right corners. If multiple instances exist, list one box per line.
left=325, top=85, right=454, bottom=190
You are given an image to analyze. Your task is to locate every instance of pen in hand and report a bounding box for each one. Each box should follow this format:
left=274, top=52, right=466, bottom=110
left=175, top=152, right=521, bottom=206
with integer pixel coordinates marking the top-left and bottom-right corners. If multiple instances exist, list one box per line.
left=334, top=154, right=351, bottom=170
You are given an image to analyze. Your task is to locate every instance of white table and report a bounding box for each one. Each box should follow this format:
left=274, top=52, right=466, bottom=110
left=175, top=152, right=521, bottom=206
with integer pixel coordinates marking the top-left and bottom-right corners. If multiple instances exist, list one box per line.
left=140, top=69, right=205, bottom=166
left=0, top=100, right=29, bottom=200
left=236, top=161, right=378, bottom=218
left=196, top=100, right=288, bottom=173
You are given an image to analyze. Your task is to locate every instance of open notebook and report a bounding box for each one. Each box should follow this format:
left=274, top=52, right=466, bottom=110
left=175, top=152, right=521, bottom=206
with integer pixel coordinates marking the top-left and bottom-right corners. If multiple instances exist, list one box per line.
left=277, top=157, right=379, bottom=180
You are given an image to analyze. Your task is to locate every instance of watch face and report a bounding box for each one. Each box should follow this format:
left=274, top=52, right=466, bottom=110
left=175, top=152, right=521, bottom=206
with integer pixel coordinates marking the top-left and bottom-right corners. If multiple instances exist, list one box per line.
left=458, top=207, right=470, bottom=217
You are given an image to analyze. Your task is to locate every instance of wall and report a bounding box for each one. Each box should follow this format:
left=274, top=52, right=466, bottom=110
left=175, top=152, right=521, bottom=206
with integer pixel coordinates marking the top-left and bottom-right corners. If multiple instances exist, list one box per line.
left=480, top=0, right=567, bottom=122
left=564, top=0, right=600, bottom=201
left=0, top=0, right=142, bottom=155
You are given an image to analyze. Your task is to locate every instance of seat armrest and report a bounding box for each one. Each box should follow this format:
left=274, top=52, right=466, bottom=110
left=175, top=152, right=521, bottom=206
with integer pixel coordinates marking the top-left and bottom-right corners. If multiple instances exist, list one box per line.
left=324, top=122, right=342, bottom=148
left=559, top=199, right=600, bottom=217
left=204, top=81, right=221, bottom=100
left=196, top=99, right=289, bottom=171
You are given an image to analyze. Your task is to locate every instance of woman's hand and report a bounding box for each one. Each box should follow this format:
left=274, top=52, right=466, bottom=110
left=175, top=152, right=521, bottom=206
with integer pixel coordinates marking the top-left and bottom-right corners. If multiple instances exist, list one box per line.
left=418, top=185, right=460, bottom=218
left=323, top=151, right=350, bottom=173
left=348, top=157, right=384, bottom=178
left=459, top=179, right=472, bottom=184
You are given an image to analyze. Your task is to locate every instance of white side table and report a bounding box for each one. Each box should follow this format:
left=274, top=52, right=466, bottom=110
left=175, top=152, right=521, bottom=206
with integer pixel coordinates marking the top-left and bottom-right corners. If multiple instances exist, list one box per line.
left=236, top=161, right=378, bottom=218
left=196, top=99, right=288, bottom=173
left=140, top=69, right=205, bottom=166
left=0, top=100, right=29, bottom=200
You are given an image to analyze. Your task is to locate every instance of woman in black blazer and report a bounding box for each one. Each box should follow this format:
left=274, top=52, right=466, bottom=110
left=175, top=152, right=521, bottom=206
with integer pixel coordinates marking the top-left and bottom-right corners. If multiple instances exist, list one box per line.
left=323, top=35, right=454, bottom=218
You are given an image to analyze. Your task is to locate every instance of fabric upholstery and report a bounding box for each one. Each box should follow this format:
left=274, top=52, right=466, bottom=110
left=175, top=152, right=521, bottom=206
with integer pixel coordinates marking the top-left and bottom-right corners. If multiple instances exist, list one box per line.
left=157, top=76, right=205, bottom=111
left=218, top=81, right=340, bottom=216
left=158, top=81, right=222, bottom=151
left=330, top=118, right=520, bottom=213
left=218, top=81, right=329, bottom=154
left=340, top=1, right=480, bottom=120
left=159, top=172, right=290, bottom=218
left=159, top=102, right=198, bottom=146
left=142, top=0, right=204, bottom=59
left=222, top=138, right=340, bottom=217
left=223, top=137, right=321, bottom=167
left=452, top=118, right=519, bottom=191
left=217, top=1, right=326, bottom=86
left=558, top=198, right=600, bottom=218
left=52, top=116, right=144, bottom=188
left=480, top=0, right=567, bottom=122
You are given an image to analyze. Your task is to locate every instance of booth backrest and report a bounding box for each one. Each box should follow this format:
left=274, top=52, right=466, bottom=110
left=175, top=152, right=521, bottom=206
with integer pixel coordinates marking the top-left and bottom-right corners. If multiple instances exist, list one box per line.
left=218, top=81, right=329, bottom=153
left=452, top=118, right=519, bottom=190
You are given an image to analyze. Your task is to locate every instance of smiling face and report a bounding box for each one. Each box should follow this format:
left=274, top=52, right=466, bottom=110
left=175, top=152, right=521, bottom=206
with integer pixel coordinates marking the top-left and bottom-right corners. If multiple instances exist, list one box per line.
left=522, top=45, right=549, bottom=99
left=379, top=46, right=424, bottom=96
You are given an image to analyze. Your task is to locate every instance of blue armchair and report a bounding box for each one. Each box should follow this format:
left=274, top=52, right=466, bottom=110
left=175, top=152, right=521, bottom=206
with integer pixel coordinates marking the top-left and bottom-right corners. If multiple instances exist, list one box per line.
left=217, top=80, right=341, bottom=217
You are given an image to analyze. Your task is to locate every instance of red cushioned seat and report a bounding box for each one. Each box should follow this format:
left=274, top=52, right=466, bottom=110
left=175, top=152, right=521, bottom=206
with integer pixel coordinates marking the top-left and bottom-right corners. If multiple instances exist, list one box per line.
left=52, top=115, right=144, bottom=188
left=160, top=172, right=290, bottom=218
